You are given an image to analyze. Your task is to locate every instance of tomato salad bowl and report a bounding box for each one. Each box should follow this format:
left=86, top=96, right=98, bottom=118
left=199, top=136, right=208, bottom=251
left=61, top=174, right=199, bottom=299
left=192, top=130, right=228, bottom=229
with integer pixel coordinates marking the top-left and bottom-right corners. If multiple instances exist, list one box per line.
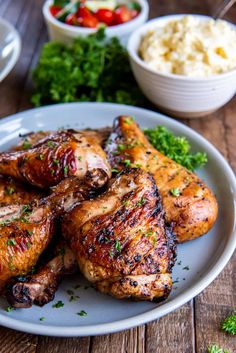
left=43, top=0, right=149, bottom=45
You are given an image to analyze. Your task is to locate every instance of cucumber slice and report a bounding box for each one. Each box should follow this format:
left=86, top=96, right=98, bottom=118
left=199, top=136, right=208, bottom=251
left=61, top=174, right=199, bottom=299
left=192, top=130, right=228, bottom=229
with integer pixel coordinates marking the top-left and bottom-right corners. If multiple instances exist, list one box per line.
left=85, top=0, right=116, bottom=12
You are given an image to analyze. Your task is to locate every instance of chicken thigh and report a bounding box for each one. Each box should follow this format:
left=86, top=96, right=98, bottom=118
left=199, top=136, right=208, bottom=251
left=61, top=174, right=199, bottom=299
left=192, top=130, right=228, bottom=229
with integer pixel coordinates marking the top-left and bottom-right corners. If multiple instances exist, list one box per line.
left=62, top=168, right=176, bottom=302
left=105, top=116, right=218, bottom=243
left=0, top=129, right=111, bottom=188
left=0, top=167, right=110, bottom=293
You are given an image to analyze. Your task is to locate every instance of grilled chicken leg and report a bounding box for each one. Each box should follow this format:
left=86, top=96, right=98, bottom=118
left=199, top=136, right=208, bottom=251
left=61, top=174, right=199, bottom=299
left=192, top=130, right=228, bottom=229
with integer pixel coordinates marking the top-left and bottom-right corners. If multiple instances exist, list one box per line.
left=0, top=168, right=110, bottom=293
left=6, top=240, right=77, bottom=308
left=105, top=116, right=218, bottom=243
left=0, top=130, right=111, bottom=188
left=62, top=168, right=176, bottom=302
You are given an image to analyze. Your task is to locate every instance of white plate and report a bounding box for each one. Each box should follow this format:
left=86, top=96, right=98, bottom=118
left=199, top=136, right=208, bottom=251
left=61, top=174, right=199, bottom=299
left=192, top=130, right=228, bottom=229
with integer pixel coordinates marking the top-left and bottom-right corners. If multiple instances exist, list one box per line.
left=0, top=18, right=21, bottom=82
left=0, top=103, right=235, bottom=337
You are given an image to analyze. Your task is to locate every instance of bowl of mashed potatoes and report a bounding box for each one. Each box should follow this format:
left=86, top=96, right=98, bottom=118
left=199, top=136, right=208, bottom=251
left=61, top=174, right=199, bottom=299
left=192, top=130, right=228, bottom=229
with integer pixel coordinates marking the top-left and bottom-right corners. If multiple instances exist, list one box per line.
left=127, top=15, right=236, bottom=118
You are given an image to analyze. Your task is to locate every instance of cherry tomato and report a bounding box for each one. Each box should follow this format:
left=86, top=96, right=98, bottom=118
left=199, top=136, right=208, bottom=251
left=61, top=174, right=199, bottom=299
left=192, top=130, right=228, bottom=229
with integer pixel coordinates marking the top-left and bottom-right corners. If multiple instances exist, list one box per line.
left=77, top=7, right=98, bottom=28
left=130, top=9, right=139, bottom=19
left=114, top=5, right=132, bottom=25
left=50, top=5, right=62, bottom=17
left=65, top=13, right=78, bottom=26
left=95, top=9, right=114, bottom=26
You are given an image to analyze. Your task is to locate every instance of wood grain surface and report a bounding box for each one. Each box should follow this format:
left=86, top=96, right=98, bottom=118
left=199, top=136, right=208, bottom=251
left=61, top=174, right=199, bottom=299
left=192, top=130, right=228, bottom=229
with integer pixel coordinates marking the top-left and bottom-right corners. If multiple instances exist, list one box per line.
left=0, top=0, right=235, bottom=352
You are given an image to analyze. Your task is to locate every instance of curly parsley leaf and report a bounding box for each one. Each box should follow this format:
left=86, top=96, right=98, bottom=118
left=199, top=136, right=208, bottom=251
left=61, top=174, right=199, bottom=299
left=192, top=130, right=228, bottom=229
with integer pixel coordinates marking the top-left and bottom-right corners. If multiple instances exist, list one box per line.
left=32, top=28, right=145, bottom=107
left=144, top=125, right=207, bottom=171
left=221, top=312, right=236, bottom=335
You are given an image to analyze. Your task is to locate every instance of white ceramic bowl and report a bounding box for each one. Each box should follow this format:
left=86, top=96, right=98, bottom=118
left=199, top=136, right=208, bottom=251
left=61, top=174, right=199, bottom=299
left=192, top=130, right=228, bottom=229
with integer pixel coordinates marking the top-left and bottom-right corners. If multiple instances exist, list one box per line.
left=127, top=15, right=236, bottom=118
left=0, top=18, right=21, bottom=82
left=43, top=0, right=149, bottom=46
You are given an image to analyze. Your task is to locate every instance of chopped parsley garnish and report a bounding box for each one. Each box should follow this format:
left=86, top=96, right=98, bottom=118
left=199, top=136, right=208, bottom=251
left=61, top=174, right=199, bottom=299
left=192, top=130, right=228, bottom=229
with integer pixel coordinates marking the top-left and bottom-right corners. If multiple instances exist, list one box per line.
left=221, top=312, right=236, bottom=335
left=64, top=166, right=69, bottom=175
left=22, top=204, right=32, bottom=215
left=117, top=144, right=126, bottom=151
left=183, top=266, right=190, bottom=271
left=22, top=139, right=32, bottom=150
left=145, top=230, right=153, bottom=237
left=124, top=117, right=134, bottom=125
left=53, top=159, right=60, bottom=165
left=7, top=239, right=16, bottom=246
left=115, top=239, right=121, bottom=253
left=123, top=159, right=131, bottom=167
left=137, top=197, right=146, bottom=206
left=111, top=168, right=119, bottom=173
left=77, top=156, right=82, bottom=161
left=39, top=317, right=45, bottom=321
left=52, top=300, right=64, bottom=308
left=109, top=250, right=114, bottom=258
left=77, top=310, right=87, bottom=317
left=47, top=140, right=55, bottom=148
left=170, top=188, right=180, bottom=197
left=122, top=200, right=130, bottom=206
left=4, top=187, right=15, bottom=196
left=5, top=306, right=14, bottom=313
left=36, top=154, right=44, bottom=161
left=144, top=126, right=207, bottom=171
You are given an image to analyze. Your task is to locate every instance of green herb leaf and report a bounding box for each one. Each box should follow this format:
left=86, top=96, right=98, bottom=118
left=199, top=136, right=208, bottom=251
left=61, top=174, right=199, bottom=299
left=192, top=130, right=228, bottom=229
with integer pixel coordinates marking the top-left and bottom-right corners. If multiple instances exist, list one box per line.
left=31, top=31, right=145, bottom=107
left=115, top=239, right=121, bottom=253
left=144, top=126, right=207, bottom=171
left=4, top=187, right=15, bottom=196
left=221, top=312, right=236, bottom=335
left=5, top=306, right=14, bottom=313
left=7, top=239, right=16, bottom=246
left=52, top=300, right=64, bottom=308
left=170, top=188, right=180, bottom=197
left=207, top=344, right=230, bottom=353
left=77, top=310, right=87, bottom=317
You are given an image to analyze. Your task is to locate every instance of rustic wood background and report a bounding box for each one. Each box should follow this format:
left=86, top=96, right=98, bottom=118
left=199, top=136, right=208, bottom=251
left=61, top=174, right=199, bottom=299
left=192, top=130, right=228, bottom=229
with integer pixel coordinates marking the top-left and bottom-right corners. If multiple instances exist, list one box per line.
left=0, top=0, right=235, bottom=352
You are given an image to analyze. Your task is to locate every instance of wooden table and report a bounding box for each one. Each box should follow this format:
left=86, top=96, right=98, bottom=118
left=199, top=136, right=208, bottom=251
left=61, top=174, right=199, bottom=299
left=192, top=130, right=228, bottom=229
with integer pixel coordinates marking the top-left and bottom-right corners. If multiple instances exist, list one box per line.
left=0, top=0, right=235, bottom=352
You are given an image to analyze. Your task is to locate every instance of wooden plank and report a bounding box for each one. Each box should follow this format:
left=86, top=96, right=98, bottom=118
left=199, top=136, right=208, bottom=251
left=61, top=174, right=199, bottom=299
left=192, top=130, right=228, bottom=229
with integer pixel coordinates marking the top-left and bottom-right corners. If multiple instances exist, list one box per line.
left=194, top=253, right=236, bottom=353
left=0, top=327, right=37, bottom=353
left=90, top=327, right=145, bottom=353
left=224, top=99, right=236, bottom=172
left=0, top=0, right=44, bottom=118
left=36, top=337, right=90, bottom=353
left=145, top=303, right=195, bottom=353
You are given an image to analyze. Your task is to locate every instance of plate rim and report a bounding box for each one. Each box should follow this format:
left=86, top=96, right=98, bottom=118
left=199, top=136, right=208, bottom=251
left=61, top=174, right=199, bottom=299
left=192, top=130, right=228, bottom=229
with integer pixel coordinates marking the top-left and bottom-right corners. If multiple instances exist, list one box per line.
left=0, top=18, right=21, bottom=82
left=0, top=102, right=235, bottom=337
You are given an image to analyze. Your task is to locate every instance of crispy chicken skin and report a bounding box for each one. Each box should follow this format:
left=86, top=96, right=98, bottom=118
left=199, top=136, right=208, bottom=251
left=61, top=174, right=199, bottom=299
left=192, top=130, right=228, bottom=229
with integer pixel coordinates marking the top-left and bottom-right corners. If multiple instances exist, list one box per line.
left=0, top=130, right=111, bottom=189
left=105, top=116, right=218, bottom=243
left=0, top=176, right=44, bottom=206
left=62, top=168, right=176, bottom=301
left=12, top=128, right=111, bottom=152
left=6, top=240, right=77, bottom=308
left=0, top=168, right=110, bottom=293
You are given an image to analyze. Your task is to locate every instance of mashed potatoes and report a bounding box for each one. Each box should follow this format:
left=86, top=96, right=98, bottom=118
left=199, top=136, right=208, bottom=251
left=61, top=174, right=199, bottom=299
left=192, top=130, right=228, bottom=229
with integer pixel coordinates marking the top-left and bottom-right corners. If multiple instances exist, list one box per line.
left=139, top=16, right=236, bottom=77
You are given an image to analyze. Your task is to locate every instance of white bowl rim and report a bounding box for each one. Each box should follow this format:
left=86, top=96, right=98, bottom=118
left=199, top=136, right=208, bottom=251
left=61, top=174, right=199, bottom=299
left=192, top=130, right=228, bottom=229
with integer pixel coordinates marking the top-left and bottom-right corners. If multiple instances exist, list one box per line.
left=43, top=0, right=149, bottom=35
left=0, top=18, right=21, bottom=82
left=0, top=102, right=235, bottom=337
left=127, top=14, right=236, bottom=82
